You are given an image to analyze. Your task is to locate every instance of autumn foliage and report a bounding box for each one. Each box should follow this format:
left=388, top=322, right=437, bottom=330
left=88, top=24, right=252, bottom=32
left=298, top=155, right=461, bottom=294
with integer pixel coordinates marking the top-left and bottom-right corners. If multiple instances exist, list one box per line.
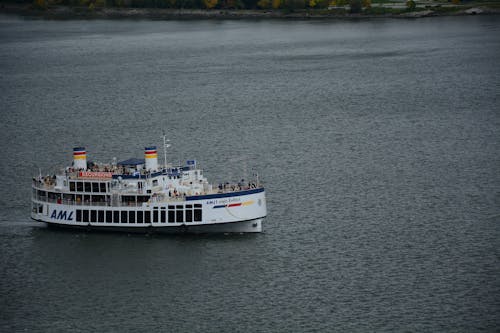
left=203, top=0, right=217, bottom=8
left=26, top=0, right=371, bottom=10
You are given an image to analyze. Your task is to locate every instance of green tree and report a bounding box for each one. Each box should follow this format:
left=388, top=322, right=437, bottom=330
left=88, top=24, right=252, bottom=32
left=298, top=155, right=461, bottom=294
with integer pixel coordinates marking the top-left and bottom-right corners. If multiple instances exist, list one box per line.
left=282, top=0, right=304, bottom=10
left=312, top=0, right=328, bottom=8
left=349, top=0, right=361, bottom=12
left=242, top=0, right=258, bottom=8
left=406, top=0, right=415, bottom=10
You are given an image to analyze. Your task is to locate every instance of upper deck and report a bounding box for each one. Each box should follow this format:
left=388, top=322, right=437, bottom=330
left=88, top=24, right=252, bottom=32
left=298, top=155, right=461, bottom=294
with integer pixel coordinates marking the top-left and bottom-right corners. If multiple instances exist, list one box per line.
left=32, top=176, right=262, bottom=207
left=32, top=145, right=262, bottom=207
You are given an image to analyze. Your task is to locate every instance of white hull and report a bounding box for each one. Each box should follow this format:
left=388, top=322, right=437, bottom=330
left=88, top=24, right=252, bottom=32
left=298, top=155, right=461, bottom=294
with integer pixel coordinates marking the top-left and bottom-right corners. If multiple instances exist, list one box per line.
left=31, top=188, right=266, bottom=234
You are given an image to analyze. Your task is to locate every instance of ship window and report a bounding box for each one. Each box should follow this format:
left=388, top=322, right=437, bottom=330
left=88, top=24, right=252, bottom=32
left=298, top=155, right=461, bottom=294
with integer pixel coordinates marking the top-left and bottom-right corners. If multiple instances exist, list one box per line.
left=160, top=210, right=166, bottom=223
left=137, top=211, right=143, bottom=224
left=100, top=183, right=106, bottom=193
left=85, top=182, right=91, bottom=192
left=186, top=210, right=193, bottom=222
left=168, top=210, right=175, bottom=223
left=106, top=211, right=112, bottom=223
left=153, top=179, right=158, bottom=186
left=98, top=211, right=104, bottom=223
left=76, top=210, right=82, bottom=222
left=194, top=209, right=202, bottom=222
left=38, top=204, right=43, bottom=213
left=186, top=205, right=192, bottom=209
left=194, top=204, right=202, bottom=208
left=70, top=182, right=76, bottom=192
left=153, top=210, right=158, bottom=223
left=63, top=194, right=74, bottom=202
left=83, top=210, right=89, bottom=223
left=37, top=190, right=46, bottom=200
left=113, top=211, right=119, bottom=223
left=129, top=211, right=135, bottom=223
left=121, top=211, right=127, bottom=223
left=77, top=182, right=83, bottom=192
left=90, top=210, right=97, bottom=222
left=122, top=196, right=135, bottom=206
left=92, top=182, right=99, bottom=192
left=145, top=211, right=151, bottom=223
left=176, top=210, right=183, bottom=223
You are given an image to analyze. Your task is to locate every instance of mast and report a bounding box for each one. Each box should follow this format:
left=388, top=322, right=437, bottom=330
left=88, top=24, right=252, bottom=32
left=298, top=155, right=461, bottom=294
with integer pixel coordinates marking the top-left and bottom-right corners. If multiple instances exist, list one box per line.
left=162, top=133, right=170, bottom=169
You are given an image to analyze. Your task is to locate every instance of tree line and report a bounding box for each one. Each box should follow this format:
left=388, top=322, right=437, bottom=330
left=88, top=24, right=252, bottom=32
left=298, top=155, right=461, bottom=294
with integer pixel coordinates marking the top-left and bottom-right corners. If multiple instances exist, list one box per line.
left=27, top=0, right=376, bottom=12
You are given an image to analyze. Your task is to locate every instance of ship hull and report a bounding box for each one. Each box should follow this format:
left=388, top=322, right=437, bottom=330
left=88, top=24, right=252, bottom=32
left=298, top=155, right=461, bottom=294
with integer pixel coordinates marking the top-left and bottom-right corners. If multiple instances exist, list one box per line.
left=35, top=218, right=263, bottom=234
left=31, top=188, right=266, bottom=234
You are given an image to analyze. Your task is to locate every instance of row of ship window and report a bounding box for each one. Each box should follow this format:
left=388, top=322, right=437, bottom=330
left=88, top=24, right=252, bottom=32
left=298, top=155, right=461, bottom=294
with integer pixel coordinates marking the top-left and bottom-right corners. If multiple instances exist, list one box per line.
left=69, top=181, right=109, bottom=193
left=34, top=189, right=151, bottom=205
left=75, top=205, right=202, bottom=223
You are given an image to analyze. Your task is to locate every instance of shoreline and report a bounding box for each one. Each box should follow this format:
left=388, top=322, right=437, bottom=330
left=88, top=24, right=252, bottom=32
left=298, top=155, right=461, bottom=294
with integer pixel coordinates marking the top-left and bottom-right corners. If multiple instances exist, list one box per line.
left=1, top=3, right=499, bottom=20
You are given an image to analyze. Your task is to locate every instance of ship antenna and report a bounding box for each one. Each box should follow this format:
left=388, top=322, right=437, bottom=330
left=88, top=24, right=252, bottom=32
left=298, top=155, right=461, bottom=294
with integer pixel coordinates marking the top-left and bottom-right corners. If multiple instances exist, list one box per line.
left=162, top=133, right=171, bottom=170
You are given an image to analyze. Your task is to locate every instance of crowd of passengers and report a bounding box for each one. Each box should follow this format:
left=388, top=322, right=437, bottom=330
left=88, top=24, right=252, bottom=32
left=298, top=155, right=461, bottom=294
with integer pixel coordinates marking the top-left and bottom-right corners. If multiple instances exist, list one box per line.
left=218, top=180, right=258, bottom=192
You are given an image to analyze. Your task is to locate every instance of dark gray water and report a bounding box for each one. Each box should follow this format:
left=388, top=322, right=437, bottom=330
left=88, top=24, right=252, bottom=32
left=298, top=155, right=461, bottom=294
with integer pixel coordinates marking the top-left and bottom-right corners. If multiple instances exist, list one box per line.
left=1, top=15, right=499, bottom=332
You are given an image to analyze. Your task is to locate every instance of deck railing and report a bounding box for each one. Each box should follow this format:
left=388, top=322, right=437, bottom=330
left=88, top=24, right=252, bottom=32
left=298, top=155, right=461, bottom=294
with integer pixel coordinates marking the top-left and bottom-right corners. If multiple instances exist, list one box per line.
left=32, top=178, right=264, bottom=208
left=32, top=196, right=146, bottom=207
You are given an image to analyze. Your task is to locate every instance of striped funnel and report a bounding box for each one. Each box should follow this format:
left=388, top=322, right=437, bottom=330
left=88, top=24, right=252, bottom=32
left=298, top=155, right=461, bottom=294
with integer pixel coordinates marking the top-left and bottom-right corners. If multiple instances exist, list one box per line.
left=144, top=146, right=158, bottom=171
left=73, top=147, right=87, bottom=170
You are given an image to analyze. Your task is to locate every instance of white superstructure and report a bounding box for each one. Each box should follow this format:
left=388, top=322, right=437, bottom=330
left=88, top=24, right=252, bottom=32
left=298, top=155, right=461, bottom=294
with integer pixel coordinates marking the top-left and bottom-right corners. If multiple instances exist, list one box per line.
left=31, top=145, right=267, bottom=233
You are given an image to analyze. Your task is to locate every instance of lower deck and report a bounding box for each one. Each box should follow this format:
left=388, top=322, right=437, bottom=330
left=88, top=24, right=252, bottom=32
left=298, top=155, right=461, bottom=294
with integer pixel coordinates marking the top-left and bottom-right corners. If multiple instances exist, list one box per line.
left=31, top=188, right=267, bottom=233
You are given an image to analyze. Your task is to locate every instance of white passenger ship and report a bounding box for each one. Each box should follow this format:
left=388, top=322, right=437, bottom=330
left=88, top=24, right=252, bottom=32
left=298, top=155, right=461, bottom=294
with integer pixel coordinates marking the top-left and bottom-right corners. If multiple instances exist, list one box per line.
left=31, top=146, right=266, bottom=233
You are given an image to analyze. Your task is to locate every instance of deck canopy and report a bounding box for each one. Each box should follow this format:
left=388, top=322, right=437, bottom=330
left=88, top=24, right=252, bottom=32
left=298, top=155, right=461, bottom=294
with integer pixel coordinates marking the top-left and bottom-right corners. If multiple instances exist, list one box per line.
left=117, top=158, right=145, bottom=166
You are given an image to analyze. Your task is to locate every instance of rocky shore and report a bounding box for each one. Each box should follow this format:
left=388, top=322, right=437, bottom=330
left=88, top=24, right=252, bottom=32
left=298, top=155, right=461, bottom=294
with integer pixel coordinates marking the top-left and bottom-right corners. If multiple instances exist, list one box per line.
left=1, top=3, right=499, bottom=20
